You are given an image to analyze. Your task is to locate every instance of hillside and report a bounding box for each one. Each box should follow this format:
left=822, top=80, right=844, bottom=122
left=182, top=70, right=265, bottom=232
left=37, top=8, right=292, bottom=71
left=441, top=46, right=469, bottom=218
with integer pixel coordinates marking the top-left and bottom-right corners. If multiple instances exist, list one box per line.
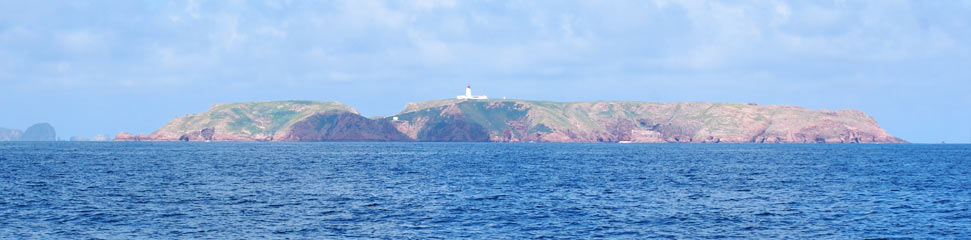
left=386, top=99, right=905, bottom=143
left=116, top=101, right=372, bottom=141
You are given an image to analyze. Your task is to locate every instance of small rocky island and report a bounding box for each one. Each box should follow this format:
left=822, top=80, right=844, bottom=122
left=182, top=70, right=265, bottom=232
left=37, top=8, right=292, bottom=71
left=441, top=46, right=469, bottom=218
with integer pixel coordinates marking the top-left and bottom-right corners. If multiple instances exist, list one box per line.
left=115, top=98, right=904, bottom=143
left=0, top=123, right=57, bottom=141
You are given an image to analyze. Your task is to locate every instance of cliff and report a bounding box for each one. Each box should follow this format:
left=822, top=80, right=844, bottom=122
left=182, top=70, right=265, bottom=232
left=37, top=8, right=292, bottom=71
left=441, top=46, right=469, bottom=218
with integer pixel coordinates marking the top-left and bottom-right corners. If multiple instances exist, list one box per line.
left=281, top=112, right=412, bottom=141
left=387, top=99, right=905, bottom=143
left=117, top=99, right=905, bottom=143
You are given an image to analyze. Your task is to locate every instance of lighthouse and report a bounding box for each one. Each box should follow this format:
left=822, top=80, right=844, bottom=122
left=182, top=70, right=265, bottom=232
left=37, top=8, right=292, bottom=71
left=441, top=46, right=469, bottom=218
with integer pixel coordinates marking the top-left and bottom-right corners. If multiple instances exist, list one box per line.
left=457, top=83, right=488, bottom=100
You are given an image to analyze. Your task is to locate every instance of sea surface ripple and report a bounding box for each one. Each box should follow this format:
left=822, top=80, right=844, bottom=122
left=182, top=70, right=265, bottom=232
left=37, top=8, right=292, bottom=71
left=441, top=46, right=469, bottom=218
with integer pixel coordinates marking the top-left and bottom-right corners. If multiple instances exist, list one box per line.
left=0, top=142, right=969, bottom=239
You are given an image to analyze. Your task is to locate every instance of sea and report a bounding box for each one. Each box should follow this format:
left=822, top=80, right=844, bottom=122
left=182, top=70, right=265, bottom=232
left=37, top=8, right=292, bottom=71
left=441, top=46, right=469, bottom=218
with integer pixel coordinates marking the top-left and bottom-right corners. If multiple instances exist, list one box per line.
left=0, top=142, right=969, bottom=239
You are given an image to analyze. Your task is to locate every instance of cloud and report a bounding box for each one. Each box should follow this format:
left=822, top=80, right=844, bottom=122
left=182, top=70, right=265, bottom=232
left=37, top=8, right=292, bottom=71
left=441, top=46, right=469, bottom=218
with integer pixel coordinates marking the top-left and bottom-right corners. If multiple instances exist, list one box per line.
left=169, top=0, right=201, bottom=22
left=406, top=29, right=452, bottom=63
left=337, top=0, right=407, bottom=28
left=0, top=0, right=968, bottom=89
left=255, top=25, right=287, bottom=38
left=209, top=14, right=244, bottom=52
left=413, top=0, right=456, bottom=10
left=57, top=29, right=106, bottom=53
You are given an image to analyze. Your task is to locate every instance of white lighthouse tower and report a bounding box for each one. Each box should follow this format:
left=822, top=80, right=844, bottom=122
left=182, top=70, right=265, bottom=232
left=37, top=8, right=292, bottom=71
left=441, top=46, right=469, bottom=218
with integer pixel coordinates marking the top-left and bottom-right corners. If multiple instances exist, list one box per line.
left=457, top=83, right=488, bottom=100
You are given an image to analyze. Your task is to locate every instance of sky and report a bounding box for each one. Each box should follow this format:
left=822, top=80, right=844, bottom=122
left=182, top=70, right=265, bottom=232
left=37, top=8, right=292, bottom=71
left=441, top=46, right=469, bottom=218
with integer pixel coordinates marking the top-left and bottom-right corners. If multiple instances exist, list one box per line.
left=1, top=0, right=969, bottom=143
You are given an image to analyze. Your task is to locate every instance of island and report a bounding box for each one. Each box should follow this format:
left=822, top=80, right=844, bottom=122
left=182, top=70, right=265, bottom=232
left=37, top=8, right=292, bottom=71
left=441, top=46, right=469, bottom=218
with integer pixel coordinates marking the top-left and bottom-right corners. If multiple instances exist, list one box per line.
left=114, top=99, right=904, bottom=143
left=0, top=123, right=57, bottom=141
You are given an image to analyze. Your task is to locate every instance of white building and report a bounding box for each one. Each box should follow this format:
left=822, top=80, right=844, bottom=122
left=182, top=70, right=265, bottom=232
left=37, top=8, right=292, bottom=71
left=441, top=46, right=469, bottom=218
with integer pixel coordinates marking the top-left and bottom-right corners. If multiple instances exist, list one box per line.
left=457, top=83, right=488, bottom=100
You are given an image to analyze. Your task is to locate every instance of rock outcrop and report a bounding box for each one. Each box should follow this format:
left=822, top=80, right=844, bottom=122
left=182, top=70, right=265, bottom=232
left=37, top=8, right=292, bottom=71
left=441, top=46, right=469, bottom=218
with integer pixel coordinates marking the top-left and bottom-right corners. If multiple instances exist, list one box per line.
left=0, top=128, right=22, bottom=141
left=90, top=134, right=112, bottom=141
left=117, top=99, right=906, bottom=143
left=113, top=132, right=152, bottom=141
left=69, top=135, right=112, bottom=141
left=114, top=132, right=135, bottom=141
left=280, top=111, right=412, bottom=141
left=19, top=123, right=56, bottom=141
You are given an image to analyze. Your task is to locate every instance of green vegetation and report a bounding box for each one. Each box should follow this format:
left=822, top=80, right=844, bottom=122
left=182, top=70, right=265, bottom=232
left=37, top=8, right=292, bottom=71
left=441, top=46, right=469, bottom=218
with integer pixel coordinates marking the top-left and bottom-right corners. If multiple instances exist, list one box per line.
left=152, top=100, right=357, bottom=138
left=398, top=99, right=462, bottom=114
left=456, top=101, right=528, bottom=132
left=528, top=124, right=552, bottom=134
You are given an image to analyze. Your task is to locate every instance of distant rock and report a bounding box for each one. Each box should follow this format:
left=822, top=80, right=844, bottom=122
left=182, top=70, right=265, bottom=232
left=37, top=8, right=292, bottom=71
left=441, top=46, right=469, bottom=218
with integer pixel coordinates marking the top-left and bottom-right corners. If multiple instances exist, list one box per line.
left=90, top=134, right=112, bottom=141
left=69, top=135, right=110, bottom=141
left=69, top=136, right=89, bottom=141
left=19, top=123, right=56, bottom=141
left=114, top=132, right=135, bottom=141
left=113, top=132, right=151, bottom=141
left=200, top=127, right=215, bottom=141
left=0, top=128, right=22, bottom=141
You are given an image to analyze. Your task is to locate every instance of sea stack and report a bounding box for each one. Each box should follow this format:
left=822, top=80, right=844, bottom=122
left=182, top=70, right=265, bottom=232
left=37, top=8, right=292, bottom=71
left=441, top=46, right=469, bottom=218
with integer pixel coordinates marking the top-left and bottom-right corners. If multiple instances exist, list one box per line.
left=19, top=123, right=56, bottom=141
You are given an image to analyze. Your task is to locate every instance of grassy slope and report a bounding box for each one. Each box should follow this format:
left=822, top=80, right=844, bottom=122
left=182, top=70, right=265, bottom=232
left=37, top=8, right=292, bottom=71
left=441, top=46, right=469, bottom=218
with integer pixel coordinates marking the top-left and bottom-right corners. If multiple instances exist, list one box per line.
left=398, top=99, right=463, bottom=114
left=151, top=100, right=358, bottom=139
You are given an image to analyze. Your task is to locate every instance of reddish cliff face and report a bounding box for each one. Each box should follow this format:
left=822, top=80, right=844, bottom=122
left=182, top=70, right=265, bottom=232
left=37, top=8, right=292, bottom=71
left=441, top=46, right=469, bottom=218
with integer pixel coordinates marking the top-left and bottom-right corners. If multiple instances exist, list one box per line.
left=413, top=117, right=491, bottom=142
left=279, top=112, right=412, bottom=141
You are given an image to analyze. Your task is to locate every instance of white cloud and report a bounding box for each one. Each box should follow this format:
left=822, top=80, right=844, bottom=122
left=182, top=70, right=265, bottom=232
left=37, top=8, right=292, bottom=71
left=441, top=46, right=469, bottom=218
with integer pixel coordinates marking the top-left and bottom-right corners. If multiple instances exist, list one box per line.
left=57, top=29, right=106, bottom=53
left=169, top=0, right=201, bottom=22
left=209, top=14, right=245, bottom=52
left=155, top=46, right=214, bottom=69
left=406, top=29, right=452, bottom=63
left=255, top=24, right=287, bottom=38
left=329, top=72, right=353, bottom=82
left=338, top=0, right=407, bottom=28
left=773, top=2, right=791, bottom=25
left=3, top=0, right=970, bottom=88
left=413, top=0, right=456, bottom=10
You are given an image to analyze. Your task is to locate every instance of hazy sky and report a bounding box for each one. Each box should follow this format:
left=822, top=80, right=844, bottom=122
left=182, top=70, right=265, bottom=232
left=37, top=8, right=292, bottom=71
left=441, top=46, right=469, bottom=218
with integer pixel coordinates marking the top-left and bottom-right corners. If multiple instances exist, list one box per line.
left=1, top=0, right=969, bottom=143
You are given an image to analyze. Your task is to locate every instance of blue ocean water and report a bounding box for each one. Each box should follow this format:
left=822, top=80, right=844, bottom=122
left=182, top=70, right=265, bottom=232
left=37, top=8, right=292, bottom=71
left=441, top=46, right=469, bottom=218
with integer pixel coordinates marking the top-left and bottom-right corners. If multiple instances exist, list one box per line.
left=0, top=142, right=969, bottom=239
